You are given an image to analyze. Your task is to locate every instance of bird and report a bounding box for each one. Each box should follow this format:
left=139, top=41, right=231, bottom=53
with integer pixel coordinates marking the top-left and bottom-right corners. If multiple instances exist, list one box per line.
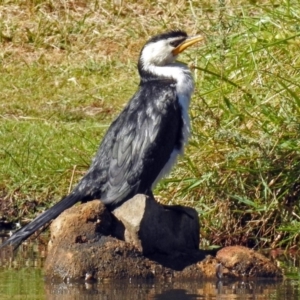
left=0, top=30, right=203, bottom=250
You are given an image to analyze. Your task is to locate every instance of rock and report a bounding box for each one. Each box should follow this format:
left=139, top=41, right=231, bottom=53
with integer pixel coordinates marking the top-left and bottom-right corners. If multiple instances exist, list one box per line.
left=216, top=246, right=282, bottom=278
left=112, top=194, right=199, bottom=255
left=47, top=200, right=112, bottom=252
left=43, top=196, right=283, bottom=281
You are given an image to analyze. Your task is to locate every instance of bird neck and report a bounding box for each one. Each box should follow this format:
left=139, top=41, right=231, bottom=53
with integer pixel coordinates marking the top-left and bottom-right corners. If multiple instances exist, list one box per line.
left=139, top=62, right=194, bottom=101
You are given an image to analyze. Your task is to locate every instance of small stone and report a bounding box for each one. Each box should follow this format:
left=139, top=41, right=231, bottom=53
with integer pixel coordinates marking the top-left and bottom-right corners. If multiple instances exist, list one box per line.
left=216, top=246, right=283, bottom=278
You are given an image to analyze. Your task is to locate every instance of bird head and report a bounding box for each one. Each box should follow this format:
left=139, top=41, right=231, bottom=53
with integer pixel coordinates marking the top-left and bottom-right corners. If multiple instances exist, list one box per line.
left=138, top=30, right=203, bottom=71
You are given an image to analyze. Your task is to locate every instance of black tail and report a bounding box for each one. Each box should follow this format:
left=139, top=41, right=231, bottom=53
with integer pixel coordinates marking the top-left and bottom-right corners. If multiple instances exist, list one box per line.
left=0, top=192, right=83, bottom=250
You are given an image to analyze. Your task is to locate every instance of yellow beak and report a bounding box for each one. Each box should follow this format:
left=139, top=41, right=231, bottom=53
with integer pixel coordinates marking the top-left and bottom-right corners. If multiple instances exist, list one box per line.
left=172, top=35, right=204, bottom=56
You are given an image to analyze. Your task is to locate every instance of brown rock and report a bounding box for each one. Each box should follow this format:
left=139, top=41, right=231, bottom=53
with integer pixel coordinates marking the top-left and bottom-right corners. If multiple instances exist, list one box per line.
left=216, top=246, right=282, bottom=278
left=44, top=197, right=205, bottom=280
left=43, top=197, right=283, bottom=281
left=47, top=200, right=112, bottom=252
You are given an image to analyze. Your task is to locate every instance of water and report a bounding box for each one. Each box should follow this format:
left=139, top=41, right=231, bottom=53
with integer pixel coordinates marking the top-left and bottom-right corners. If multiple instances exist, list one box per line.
left=32, top=279, right=300, bottom=299
left=1, top=271, right=300, bottom=299
left=1, top=234, right=300, bottom=299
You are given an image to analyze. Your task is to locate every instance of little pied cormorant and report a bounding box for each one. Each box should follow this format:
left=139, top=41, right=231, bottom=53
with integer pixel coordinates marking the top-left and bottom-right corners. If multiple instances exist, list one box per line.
left=0, top=30, right=203, bottom=249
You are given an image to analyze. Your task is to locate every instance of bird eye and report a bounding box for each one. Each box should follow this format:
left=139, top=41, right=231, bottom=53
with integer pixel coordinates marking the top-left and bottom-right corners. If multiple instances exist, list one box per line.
left=170, top=40, right=181, bottom=47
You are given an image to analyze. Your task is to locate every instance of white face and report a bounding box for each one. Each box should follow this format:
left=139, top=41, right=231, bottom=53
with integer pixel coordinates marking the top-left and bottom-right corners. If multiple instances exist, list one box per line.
left=140, top=37, right=184, bottom=67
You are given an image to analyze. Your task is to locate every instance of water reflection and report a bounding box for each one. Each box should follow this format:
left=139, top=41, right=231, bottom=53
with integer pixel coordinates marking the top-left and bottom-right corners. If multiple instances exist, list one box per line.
left=43, top=278, right=289, bottom=300
left=1, top=233, right=300, bottom=299
left=0, top=233, right=47, bottom=269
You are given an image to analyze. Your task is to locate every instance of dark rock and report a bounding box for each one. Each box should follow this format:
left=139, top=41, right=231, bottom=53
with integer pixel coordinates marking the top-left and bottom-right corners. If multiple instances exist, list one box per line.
left=112, top=194, right=199, bottom=255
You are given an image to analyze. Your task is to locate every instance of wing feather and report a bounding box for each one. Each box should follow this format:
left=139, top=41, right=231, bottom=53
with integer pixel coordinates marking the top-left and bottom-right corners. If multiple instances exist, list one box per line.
left=81, top=80, right=183, bottom=206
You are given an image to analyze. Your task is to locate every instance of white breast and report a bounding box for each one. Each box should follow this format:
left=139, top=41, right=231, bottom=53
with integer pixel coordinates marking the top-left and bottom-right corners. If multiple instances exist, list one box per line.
left=174, top=63, right=194, bottom=150
left=150, top=63, right=194, bottom=188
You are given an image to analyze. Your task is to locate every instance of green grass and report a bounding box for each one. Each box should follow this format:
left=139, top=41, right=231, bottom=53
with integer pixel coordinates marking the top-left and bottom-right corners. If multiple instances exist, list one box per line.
left=1, top=0, right=300, bottom=249
left=162, top=0, right=300, bottom=248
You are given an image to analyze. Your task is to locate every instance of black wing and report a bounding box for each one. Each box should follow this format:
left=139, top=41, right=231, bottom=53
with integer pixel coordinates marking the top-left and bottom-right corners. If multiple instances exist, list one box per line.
left=77, top=79, right=183, bottom=206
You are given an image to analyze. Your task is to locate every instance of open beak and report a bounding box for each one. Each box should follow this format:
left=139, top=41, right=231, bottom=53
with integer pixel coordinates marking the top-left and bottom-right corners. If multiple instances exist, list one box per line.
left=172, top=35, right=204, bottom=56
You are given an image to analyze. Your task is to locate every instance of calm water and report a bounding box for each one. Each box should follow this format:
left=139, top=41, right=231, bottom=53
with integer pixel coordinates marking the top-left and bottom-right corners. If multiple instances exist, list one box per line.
left=1, top=233, right=300, bottom=299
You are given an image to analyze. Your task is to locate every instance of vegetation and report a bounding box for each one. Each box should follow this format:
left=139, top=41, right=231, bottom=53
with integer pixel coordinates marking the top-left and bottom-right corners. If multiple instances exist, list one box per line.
left=1, top=0, right=300, bottom=249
